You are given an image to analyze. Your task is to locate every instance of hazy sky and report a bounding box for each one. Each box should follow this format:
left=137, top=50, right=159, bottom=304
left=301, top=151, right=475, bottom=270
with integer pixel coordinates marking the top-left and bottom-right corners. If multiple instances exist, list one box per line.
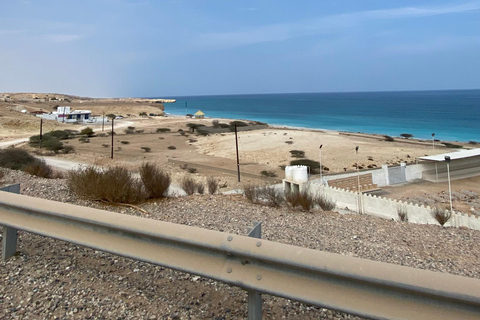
left=1, top=1, right=479, bottom=97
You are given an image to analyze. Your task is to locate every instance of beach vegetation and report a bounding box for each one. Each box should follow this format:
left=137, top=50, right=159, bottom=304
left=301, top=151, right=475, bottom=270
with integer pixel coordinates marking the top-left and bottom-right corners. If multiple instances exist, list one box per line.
left=218, top=123, right=230, bottom=128
left=139, top=112, right=148, bottom=116
left=156, top=128, right=171, bottom=133
left=167, top=145, right=176, bottom=150
left=186, top=123, right=206, bottom=132
left=260, top=170, right=277, bottom=177
left=79, top=137, right=90, bottom=143
left=290, top=159, right=320, bottom=174
left=400, top=133, right=413, bottom=139
left=106, top=114, right=116, bottom=119
left=431, top=206, right=452, bottom=226
left=290, top=150, right=305, bottom=158
left=80, top=127, right=95, bottom=137
left=135, top=129, right=144, bottom=134
left=178, top=129, right=186, bottom=136
left=189, top=139, right=198, bottom=143
left=384, top=135, right=395, bottom=142
left=285, top=140, right=294, bottom=145
left=207, top=176, right=218, bottom=194
left=187, top=167, right=197, bottom=173
left=139, top=163, right=171, bottom=198
left=468, top=141, right=478, bottom=145
left=442, top=142, right=463, bottom=149
left=141, top=147, right=151, bottom=152
left=120, top=141, right=130, bottom=144
left=181, top=176, right=197, bottom=195
left=102, top=144, right=109, bottom=148
left=212, top=120, right=219, bottom=128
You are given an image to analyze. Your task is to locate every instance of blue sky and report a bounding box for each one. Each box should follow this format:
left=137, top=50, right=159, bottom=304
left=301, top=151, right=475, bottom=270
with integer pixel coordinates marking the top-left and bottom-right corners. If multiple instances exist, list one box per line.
left=1, top=1, right=479, bottom=97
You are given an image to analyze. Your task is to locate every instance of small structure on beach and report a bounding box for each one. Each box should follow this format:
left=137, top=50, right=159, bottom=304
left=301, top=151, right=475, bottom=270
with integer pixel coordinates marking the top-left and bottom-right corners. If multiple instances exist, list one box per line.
left=36, top=106, right=92, bottom=123
left=194, top=110, right=205, bottom=119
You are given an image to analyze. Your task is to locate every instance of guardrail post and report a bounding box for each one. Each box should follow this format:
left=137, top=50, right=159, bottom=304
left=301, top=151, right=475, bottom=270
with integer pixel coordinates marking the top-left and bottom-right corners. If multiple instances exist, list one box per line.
left=247, top=222, right=262, bottom=320
left=1, top=184, right=20, bottom=261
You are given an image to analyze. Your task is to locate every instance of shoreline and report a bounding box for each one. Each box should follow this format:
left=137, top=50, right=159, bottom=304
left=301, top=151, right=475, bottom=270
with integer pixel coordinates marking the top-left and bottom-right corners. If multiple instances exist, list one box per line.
left=166, top=112, right=471, bottom=147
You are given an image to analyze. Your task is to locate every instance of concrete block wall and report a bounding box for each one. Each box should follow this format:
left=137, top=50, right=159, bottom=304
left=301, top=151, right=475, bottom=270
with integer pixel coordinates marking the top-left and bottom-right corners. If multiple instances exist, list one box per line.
left=308, top=184, right=480, bottom=231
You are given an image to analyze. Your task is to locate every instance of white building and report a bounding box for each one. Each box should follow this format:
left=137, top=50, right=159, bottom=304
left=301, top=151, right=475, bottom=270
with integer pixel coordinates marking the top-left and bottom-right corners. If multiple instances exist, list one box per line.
left=37, top=106, right=92, bottom=123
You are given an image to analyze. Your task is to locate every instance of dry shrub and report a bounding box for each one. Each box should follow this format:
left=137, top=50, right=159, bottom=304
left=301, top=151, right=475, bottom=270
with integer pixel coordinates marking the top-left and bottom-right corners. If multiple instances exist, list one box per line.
left=315, top=194, right=336, bottom=211
left=67, top=166, right=145, bottom=204
left=432, top=206, right=452, bottom=226
left=258, top=186, right=284, bottom=207
left=23, top=159, right=54, bottom=178
left=286, top=190, right=314, bottom=211
left=196, top=182, right=205, bottom=194
left=181, top=176, right=196, bottom=195
left=207, top=176, right=218, bottom=194
left=0, top=169, right=4, bottom=181
left=139, top=163, right=171, bottom=198
left=244, top=184, right=259, bottom=203
left=397, top=205, right=408, bottom=222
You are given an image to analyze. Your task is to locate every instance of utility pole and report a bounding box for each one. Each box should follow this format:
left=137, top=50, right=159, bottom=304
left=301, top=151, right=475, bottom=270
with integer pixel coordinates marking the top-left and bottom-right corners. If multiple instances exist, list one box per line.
left=445, top=156, right=453, bottom=213
left=319, top=144, right=323, bottom=185
left=111, top=118, right=114, bottom=159
left=39, top=119, right=43, bottom=149
left=432, top=133, right=435, bottom=150
left=102, top=111, right=105, bottom=132
left=235, top=123, right=240, bottom=182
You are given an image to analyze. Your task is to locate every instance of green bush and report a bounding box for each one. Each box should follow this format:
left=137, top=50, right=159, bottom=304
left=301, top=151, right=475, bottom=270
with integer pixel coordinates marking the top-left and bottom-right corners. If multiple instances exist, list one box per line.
left=80, top=127, right=95, bottom=137
left=442, top=142, right=463, bottom=149
left=290, top=159, right=320, bottom=174
left=0, top=149, right=55, bottom=178
left=400, top=133, right=413, bottom=139
left=384, top=135, right=395, bottom=142
left=167, top=146, right=177, bottom=150
left=260, top=170, right=277, bottom=177
left=120, top=141, right=130, bottom=145
left=0, top=149, right=35, bottom=170
left=156, top=128, right=171, bottom=133
left=290, top=150, right=305, bottom=158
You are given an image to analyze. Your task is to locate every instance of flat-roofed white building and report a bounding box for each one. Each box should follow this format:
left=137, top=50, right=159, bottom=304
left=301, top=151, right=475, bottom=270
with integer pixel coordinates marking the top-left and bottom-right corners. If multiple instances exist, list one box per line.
left=37, top=106, right=92, bottom=123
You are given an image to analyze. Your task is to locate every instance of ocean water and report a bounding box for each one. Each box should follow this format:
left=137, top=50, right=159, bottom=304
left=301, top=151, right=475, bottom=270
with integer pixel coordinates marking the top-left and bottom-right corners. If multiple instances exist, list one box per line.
left=159, top=90, right=480, bottom=142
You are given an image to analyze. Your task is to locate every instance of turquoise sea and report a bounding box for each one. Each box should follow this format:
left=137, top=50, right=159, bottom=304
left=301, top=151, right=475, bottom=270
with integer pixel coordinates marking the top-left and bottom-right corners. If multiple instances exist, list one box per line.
left=158, top=90, right=480, bottom=142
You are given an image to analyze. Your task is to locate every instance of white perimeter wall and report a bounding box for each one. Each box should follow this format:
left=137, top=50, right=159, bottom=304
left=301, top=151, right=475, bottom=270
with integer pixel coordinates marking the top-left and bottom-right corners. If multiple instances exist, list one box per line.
left=307, top=184, right=480, bottom=230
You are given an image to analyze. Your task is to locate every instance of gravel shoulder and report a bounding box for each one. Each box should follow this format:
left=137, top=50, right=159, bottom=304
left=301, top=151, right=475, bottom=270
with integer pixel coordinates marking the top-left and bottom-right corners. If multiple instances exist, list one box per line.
left=1, top=169, right=480, bottom=319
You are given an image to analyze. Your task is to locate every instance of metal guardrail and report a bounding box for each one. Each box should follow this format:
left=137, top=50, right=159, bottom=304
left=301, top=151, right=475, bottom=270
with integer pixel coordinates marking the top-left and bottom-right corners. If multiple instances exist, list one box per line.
left=1, top=191, right=480, bottom=320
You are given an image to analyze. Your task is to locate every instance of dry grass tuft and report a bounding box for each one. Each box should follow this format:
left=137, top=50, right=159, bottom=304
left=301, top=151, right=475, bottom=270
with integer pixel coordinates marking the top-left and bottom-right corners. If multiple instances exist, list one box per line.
left=67, top=166, right=145, bottom=204
left=432, top=206, right=452, bottom=226
left=139, top=163, right=171, bottom=198
left=207, top=177, right=218, bottom=194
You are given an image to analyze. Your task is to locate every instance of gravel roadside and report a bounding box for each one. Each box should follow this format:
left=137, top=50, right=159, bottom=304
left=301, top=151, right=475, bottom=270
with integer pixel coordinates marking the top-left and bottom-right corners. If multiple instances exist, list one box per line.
left=1, top=169, right=479, bottom=319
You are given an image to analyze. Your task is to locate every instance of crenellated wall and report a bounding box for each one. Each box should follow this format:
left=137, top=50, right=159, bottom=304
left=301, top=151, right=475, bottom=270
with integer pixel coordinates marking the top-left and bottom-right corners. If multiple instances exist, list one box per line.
left=308, top=184, right=480, bottom=230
